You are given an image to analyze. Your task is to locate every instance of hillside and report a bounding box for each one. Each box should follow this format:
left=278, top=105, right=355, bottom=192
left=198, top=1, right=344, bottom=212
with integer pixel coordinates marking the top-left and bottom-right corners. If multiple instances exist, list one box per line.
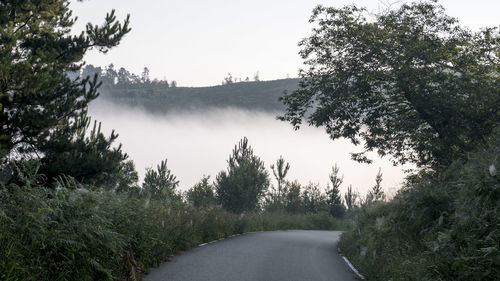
left=97, top=78, right=300, bottom=113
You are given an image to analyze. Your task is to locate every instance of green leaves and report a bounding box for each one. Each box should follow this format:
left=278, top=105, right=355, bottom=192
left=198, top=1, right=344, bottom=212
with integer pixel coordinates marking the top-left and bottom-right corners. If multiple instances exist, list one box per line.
left=0, top=0, right=130, bottom=166
left=280, top=1, right=500, bottom=168
left=216, top=137, right=270, bottom=213
left=142, top=159, right=179, bottom=201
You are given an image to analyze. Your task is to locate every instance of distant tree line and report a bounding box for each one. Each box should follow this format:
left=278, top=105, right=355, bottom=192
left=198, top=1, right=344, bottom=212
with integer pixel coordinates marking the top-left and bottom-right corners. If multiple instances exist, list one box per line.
left=181, top=137, right=387, bottom=217
left=84, top=64, right=299, bottom=113
left=77, top=64, right=176, bottom=88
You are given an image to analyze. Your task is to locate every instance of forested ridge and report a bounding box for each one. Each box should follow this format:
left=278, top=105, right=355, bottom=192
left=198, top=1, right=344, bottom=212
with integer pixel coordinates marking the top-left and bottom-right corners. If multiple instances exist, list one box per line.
left=80, top=64, right=299, bottom=112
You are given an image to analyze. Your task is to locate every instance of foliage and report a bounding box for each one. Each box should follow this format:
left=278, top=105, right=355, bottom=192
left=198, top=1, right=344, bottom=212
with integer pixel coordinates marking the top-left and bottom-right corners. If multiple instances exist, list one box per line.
left=114, top=160, right=140, bottom=194
left=279, top=0, right=500, bottom=168
left=366, top=168, right=386, bottom=203
left=326, top=164, right=346, bottom=218
left=142, top=159, right=179, bottom=201
left=185, top=175, right=216, bottom=208
left=301, top=182, right=328, bottom=214
left=339, top=127, right=500, bottom=280
left=343, top=185, right=358, bottom=212
left=0, top=0, right=130, bottom=161
left=38, top=113, right=130, bottom=189
left=282, top=180, right=303, bottom=213
left=270, top=155, right=290, bottom=197
left=264, top=179, right=341, bottom=216
left=215, top=137, right=270, bottom=213
left=0, top=163, right=342, bottom=281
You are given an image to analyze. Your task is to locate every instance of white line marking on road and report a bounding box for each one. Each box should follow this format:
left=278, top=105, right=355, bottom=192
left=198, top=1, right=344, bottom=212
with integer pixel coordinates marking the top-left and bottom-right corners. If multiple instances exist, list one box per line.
left=199, top=243, right=207, bottom=247
left=342, top=256, right=365, bottom=280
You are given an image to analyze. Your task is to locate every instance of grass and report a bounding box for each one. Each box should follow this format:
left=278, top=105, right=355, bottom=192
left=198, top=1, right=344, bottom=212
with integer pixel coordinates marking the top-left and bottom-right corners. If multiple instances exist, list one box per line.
left=339, top=128, right=500, bottom=280
left=0, top=173, right=343, bottom=281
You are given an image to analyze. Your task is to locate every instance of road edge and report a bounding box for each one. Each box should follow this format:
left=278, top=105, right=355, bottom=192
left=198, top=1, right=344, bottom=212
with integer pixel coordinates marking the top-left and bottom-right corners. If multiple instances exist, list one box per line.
left=340, top=255, right=365, bottom=280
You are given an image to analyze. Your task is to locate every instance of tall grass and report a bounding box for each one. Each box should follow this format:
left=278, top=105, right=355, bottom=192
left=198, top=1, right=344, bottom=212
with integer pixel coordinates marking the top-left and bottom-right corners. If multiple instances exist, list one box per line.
left=339, top=128, right=500, bottom=280
left=0, top=168, right=342, bottom=281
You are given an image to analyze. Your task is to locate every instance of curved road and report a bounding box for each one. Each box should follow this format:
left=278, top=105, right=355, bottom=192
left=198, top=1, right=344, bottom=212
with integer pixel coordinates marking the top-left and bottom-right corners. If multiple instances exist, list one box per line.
left=144, top=230, right=360, bottom=281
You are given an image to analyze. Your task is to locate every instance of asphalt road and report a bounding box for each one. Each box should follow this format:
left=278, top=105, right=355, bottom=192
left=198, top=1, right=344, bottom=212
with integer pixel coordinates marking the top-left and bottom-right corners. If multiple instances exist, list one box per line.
left=144, top=230, right=360, bottom=281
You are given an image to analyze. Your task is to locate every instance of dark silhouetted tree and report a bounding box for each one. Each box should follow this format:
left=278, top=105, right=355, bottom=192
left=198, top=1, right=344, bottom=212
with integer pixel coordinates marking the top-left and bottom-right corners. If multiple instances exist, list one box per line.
left=344, top=185, right=358, bottom=212
left=367, top=168, right=385, bottom=202
left=186, top=175, right=216, bottom=208
left=270, top=156, right=290, bottom=197
left=326, top=164, right=346, bottom=217
left=0, top=1, right=130, bottom=168
left=302, top=182, right=327, bottom=214
left=215, top=137, right=269, bottom=213
left=283, top=180, right=303, bottom=213
left=38, top=114, right=130, bottom=189
left=222, top=73, right=234, bottom=85
left=141, top=67, right=150, bottom=83
left=253, top=71, right=260, bottom=81
left=142, top=159, right=179, bottom=201
left=279, top=1, right=500, bottom=168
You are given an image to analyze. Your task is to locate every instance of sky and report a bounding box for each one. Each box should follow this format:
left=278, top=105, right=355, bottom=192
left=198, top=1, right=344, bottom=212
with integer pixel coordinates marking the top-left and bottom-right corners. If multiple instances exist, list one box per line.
left=70, top=0, right=500, bottom=87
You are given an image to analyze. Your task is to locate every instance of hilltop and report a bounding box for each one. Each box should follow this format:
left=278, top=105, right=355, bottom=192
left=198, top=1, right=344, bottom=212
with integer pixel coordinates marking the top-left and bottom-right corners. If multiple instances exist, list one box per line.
left=96, top=78, right=300, bottom=113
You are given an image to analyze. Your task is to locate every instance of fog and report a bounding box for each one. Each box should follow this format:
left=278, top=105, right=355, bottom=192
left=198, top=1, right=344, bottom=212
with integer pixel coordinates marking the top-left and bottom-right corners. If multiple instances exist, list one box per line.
left=89, top=101, right=410, bottom=197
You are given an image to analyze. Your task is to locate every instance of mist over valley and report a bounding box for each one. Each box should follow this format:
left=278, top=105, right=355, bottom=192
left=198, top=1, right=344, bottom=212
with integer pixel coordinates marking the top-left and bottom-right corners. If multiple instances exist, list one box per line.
left=89, top=80, right=409, bottom=196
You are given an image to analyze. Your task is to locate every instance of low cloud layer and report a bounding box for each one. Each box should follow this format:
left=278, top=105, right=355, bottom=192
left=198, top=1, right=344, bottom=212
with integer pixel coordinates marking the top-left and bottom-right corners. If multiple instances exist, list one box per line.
left=89, top=101, right=410, bottom=196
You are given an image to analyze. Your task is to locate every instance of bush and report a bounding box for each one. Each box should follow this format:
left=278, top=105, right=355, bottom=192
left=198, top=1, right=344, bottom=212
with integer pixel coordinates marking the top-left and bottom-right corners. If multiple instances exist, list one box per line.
left=339, top=128, right=500, bottom=280
left=0, top=164, right=343, bottom=281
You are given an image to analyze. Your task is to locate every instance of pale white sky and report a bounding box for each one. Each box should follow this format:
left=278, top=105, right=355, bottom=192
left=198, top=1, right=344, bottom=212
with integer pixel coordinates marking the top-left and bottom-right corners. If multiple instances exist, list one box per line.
left=71, top=0, right=499, bottom=87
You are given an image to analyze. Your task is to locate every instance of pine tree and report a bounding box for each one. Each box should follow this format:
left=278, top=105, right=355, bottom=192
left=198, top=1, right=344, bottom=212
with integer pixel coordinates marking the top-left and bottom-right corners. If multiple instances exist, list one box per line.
left=142, top=159, right=179, bottom=201
left=344, top=185, right=358, bottom=212
left=0, top=1, right=130, bottom=173
left=302, top=182, right=327, bottom=214
left=326, top=164, right=346, bottom=217
left=186, top=175, right=216, bottom=208
left=38, top=113, right=132, bottom=189
left=215, top=137, right=269, bottom=213
left=367, top=168, right=385, bottom=202
left=270, top=156, right=290, bottom=197
left=283, top=180, right=303, bottom=213
left=141, top=67, right=151, bottom=83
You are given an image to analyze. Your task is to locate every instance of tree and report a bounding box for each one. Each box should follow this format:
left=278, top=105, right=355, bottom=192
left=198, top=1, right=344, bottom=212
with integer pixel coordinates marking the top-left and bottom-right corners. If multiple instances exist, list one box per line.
left=114, top=160, right=139, bottom=193
left=283, top=180, right=303, bottom=213
left=253, top=71, right=260, bottom=81
left=141, top=67, right=150, bottom=83
left=186, top=175, right=216, bottom=208
left=344, top=185, right=358, bottom=212
left=0, top=1, right=130, bottom=163
left=301, top=182, right=327, bottom=213
left=279, top=1, right=500, bottom=168
left=81, top=65, right=103, bottom=82
left=367, top=168, right=386, bottom=202
left=222, top=73, right=234, bottom=85
left=270, top=156, right=290, bottom=197
left=215, top=137, right=270, bottom=213
left=38, top=114, right=130, bottom=189
left=142, top=159, right=179, bottom=201
left=103, top=63, right=118, bottom=85
left=326, top=164, right=346, bottom=217
left=117, top=67, right=131, bottom=85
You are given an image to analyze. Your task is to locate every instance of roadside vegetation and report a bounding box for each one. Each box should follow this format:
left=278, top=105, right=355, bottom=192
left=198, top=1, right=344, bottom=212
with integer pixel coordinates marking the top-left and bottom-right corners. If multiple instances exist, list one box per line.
left=339, top=129, right=500, bottom=280
left=0, top=1, right=345, bottom=280
left=1, top=0, right=498, bottom=281
left=0, top=135, right=345, bottom=280
left=280, top=1, right=499, bottom=280
left=0, top=164, right=342, bottom=281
